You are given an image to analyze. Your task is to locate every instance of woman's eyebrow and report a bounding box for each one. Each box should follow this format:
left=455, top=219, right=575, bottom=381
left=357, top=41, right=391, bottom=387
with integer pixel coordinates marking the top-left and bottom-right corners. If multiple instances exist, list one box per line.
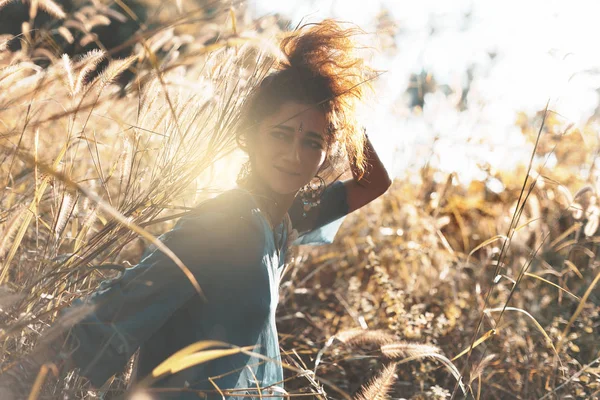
left=305, top=131, right=324, bottom=142
left=272, top=124, right=294, bottom=132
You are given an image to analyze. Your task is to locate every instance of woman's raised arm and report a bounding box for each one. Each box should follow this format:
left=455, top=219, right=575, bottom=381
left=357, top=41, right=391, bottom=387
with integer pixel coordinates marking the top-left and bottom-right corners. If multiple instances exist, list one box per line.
left=288, top=132, right=392, bottom=246
left=343, top=133, right=392, bottom=213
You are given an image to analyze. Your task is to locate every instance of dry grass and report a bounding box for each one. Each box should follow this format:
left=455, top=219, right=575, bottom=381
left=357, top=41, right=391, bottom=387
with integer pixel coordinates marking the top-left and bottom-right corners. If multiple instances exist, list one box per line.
left=278, top=141, right=600, bottom=398
left=0, top=1, right=599, bottom=399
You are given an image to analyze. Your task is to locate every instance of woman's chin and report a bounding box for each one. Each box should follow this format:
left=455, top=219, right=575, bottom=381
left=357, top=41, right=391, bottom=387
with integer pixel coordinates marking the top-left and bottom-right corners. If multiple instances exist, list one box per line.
left=269, top=181, right=303, bottom=196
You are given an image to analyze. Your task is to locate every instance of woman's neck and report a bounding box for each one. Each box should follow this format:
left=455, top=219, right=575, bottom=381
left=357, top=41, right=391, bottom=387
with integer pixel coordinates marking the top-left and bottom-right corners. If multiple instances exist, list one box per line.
left=239, top=177, right=296, bottom=228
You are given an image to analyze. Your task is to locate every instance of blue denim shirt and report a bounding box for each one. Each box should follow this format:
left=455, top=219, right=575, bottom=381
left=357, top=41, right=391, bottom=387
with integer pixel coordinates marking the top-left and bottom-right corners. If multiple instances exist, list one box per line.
left=65, top=181, right=349, bottom=399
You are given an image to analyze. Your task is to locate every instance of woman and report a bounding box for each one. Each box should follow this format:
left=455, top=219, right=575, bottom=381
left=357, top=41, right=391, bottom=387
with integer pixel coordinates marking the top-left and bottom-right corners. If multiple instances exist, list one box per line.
left=1, top=19, right=391, bottom=399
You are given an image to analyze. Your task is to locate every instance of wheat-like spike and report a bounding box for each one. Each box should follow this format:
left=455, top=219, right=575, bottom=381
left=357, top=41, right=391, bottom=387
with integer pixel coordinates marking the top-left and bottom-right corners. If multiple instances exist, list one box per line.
left=147, top=28, right=175, bottom=54
left=61, top=53, right=75, bottom=95
left=573, top=184, right=594, bottom=201
left=87, top=15, right=111, bottom=29
left=29, top=0, right=38, bottom=19
left=0, top=64, right=22, bottom=84
left=21, top=21, right=31, bottom=44
left=98, top=55, right=137, bottom=86
left=32, top=47, right=58, bottom=64
left=55, top=192, right=74, bottom=241
left=555, top=184, right=573, bottom=209
left=470, top=353, right=496, bottom=384
left=571, top=202, right=584, bottom=220
left=63, top=20, right=87, bottom=33
left=354, top=362, right=398, bottom=400
left=119, top=136, right=133, bottom=186
left=80, top=195, right=90, bottom=214
left=382, top=342, right=467, bottom=394
left=0, top=0, right=15, bottom=11
left=37, top=0, right=66, bottom=19
left=57, top=26, right=74, bottom=44
left=74, top=49, right=105, bottom=94
left=79, top=33, right=98, bottom=48
left=0, top=206, right=28, bottom=259
left=81, top=207, right=97, bottom=229
left=73, top=10, right=87, bottom=24
left=103, top=7, right=127, bottom=23
left=381, top=342, right=441, bottom=359
left=337, top=329, right=397, bottom=347
left=78, top=5, right=96, bottom=17
left=430, top=353, right=466, bottom=394
left=584, top=205, right=599, bottom=237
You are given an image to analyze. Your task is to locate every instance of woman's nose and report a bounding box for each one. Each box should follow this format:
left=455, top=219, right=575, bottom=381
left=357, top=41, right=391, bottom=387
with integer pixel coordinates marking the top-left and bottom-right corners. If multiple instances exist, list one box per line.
left=282, top=137, right=302, bottom=164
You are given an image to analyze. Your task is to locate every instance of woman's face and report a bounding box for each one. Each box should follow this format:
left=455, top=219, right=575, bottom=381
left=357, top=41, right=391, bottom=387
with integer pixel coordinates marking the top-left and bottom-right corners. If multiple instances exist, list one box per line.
left=250, top=101, right=329, bottom=195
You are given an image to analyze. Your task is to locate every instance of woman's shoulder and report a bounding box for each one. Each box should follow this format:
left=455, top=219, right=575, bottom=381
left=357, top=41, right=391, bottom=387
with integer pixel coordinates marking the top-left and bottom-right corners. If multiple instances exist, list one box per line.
left=174, top=188, right=264, bottom=244
left=186, top=188, right=255, bottom=221
left=140, top=189, right=265, bottom=264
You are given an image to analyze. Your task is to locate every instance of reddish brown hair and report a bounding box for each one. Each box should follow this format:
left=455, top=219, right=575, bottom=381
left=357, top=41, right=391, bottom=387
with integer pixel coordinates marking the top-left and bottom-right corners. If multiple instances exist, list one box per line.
left=237, top=19, right=373, bottom=181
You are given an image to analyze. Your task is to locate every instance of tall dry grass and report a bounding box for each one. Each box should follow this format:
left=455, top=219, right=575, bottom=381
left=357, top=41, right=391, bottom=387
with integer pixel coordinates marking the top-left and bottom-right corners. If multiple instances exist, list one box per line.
left=277, top=111, right=600, bottom=398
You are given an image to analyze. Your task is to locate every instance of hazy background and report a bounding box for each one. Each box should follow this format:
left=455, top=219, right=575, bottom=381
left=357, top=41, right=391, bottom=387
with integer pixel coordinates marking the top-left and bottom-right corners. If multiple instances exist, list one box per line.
left=252, top=0, right=600, bottom=182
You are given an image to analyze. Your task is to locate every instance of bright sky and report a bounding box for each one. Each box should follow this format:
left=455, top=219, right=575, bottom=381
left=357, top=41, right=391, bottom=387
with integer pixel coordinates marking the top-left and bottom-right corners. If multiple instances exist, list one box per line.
left=251, top=0, right=600, bottom=182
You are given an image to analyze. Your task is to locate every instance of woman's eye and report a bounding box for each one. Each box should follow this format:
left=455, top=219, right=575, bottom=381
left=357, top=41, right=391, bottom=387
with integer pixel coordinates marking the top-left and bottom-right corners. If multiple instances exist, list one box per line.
left=305, top=140, right=323, bottom=150
left=270, top=131, right=289, bottom=140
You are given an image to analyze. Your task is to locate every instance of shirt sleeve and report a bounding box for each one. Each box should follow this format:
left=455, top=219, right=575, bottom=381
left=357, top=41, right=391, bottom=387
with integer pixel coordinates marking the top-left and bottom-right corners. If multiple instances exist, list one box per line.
left=63, top=211, right=263, bottom=387
left=288, top=180, right=350, bottom=246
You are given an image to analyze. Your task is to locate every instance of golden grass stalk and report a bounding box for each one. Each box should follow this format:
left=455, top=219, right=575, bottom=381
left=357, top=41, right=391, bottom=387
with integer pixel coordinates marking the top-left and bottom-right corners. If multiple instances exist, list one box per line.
left=466, top=234, right=508, bottom=266
left=21, top=22, right=31, bottom=49
left=555, top=184, right=574, bottom=209
left=27, top=363, right=57, bottom=400
left=523, top=272, right=580, bottom=300
left=469, top=354, right=496, bottom=385
left=571, top=202, right=584, bottom=219
left=9, top=148, right=209, bottom=302
left=98, top=55, right=137, bottom=86
left=557, top=271, right=600, bottom=353
left=54, top=192, right=74, bottom=241
left=35, top=0, right=66, bottom=19
left=584, top=204, right=599, bottom=236
left=353, top=362, right=398, bottom=400
left=74, top=49, right=105, bottom=95
left=119, top=136, right=133, bottom=186
left=452, top=329, right=496, bottom=361
left=0, top=143, right=68, bottom=284
left=380, top=342, right=441, bottom=359
left=150, top=341, right=254, bottom=379
left=484, top=307, right=560, bottom=362
left=572, top=184, right=594, bottom=201
left=0, top=205, right=27, bottom=259
left=57, top=27, right=74, bottom=44
left=336, top=328, right=397, bottom=346
left=79, top=33, right=98, bottom=48
left=549, top=222, right=583, bottom=249
left=133, top=341, right=352, bottom=400
left=29, top=0, right=38, bottom=20
left=0, top=0, right=15, bottom=12
left=564, top=259, right=583, bottom=279
left=87, top=15, right=111, bottom=29
left=381, top=342, right=466, bottom=394
left=61, top=54, right=75, bottom=96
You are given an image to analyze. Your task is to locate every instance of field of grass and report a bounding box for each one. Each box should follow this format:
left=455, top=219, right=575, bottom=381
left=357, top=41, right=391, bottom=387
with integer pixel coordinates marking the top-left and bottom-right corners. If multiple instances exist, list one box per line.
left=0, top=1, right=598, bottom=399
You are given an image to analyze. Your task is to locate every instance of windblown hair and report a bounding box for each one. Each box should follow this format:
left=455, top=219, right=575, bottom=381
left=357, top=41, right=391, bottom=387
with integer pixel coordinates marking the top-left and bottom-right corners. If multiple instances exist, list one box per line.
left=236, top=19, right=374, bottom=181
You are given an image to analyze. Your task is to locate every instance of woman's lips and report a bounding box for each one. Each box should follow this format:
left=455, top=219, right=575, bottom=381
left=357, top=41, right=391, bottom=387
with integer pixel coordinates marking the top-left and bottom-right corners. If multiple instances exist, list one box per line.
left=274, top=166, right=300, bottom=176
